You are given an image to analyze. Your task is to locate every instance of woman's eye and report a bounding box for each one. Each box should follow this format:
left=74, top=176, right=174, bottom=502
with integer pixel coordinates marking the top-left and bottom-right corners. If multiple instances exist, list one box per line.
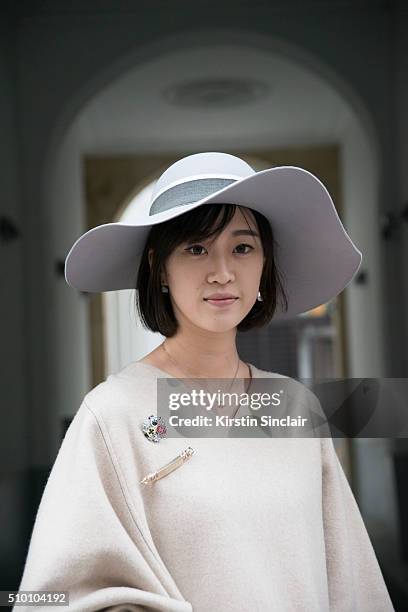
left=235, top=243, right=254, bottom=254
left=184, top=243, right=254, bottom=256
left=185, top=245, right=206, bottom=255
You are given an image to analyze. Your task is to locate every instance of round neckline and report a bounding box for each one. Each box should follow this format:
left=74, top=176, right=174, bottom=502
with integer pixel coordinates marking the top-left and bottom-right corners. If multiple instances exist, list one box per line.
left=133, top=360, right=255, bottom=381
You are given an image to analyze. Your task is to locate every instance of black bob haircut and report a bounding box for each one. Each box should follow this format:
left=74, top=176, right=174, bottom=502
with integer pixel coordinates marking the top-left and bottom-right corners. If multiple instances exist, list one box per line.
left=135, top=203, right=288, bottom=337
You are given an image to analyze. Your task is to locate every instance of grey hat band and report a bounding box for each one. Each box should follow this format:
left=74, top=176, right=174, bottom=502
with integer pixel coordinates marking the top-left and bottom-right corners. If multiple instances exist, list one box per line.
left=149, top=177, right=238, bottom=216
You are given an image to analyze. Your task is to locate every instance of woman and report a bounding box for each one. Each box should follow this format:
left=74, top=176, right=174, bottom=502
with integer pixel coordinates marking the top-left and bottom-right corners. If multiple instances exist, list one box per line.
left=16, top=152, right=394, bottom=611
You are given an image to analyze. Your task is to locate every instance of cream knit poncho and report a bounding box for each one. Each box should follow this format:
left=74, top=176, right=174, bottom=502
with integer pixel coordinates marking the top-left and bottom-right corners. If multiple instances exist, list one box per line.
left=16, top=362, right=395, bottom=611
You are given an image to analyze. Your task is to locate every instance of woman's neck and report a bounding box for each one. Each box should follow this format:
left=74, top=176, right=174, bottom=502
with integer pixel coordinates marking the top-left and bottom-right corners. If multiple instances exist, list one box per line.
left=139, top=326, right=251, bottom=379
left=162, top=336, right=241, bottom=379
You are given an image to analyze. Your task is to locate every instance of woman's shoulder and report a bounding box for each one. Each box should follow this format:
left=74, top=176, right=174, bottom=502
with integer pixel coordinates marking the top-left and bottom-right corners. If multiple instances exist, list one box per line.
left=250, top=364, right=322, bottom=410
left=82, top=361, right=162, bottom=425
left=249, top=363, right=289, bottom=379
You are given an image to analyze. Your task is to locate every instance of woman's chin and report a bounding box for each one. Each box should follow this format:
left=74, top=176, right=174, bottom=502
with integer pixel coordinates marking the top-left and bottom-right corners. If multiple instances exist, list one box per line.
left=193, top=316, right=242, bottom=333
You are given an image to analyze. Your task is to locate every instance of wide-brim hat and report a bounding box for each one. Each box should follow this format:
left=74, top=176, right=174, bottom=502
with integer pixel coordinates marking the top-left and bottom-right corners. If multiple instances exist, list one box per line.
left=64, top=151, right=362, bottom=320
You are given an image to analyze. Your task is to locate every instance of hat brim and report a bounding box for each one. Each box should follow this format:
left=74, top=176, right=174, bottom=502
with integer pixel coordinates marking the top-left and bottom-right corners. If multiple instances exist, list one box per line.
left=64, top=166, right=362, bottom=319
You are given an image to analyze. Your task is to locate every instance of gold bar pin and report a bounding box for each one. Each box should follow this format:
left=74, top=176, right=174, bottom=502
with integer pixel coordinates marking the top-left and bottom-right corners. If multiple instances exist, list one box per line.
left=140, top=446, right=195, bottom=485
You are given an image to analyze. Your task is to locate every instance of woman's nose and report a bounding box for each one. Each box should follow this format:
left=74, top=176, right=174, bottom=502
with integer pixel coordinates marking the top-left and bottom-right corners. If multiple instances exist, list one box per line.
left=206, top=256, right=236, bottom=283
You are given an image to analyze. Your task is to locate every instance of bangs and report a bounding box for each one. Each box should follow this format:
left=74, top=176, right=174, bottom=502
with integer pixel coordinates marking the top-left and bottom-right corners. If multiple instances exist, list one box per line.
left=157, top=203, right=241, bottom=250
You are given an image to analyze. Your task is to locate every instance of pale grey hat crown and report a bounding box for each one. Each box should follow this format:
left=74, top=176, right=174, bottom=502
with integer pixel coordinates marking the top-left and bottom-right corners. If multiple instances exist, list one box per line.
left=149, top=152, right=255, bottom=216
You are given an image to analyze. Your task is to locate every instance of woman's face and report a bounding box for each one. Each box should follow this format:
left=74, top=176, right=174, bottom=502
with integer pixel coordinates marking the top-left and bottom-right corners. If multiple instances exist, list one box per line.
left=161, top=207, right=265, bottom=334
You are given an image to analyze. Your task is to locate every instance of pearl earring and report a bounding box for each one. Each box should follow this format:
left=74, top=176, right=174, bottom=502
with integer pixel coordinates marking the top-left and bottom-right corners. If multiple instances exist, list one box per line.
left=161, top=284, right=169, bottom=293
left=257, top=290, right=263, bottom=302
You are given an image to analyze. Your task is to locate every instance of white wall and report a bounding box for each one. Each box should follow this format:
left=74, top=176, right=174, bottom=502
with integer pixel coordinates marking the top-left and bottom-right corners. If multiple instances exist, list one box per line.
left=0, top=22, right=26, bottom=473
left=396, top=9, right=408, bottom=371
left=0, top=18, right=29, bottom=584
left=46, top=122, right=92, bottom=458
left=341, top=117, right=384, bottom=378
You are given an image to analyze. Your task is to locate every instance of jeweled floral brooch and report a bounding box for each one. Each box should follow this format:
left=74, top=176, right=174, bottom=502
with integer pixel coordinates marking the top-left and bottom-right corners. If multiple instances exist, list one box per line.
left=142, top=414, right=167, bottom=443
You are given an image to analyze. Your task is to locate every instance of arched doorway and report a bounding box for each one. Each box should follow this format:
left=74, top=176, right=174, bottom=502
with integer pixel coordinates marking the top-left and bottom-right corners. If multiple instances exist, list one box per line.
left=46, top=34, right=394, bottom=553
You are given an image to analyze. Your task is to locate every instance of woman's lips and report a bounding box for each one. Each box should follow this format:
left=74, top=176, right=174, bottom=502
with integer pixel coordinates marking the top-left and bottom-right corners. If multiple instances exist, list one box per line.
left=205, top=298, right=238, bottom=308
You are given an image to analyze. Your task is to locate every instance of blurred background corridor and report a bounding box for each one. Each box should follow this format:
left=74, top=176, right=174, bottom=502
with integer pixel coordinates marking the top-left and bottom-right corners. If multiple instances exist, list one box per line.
left=1, top=1, right=408, bottom=609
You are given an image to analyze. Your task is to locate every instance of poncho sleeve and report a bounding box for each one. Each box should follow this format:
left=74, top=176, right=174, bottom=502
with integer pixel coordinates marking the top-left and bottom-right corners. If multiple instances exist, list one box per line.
left=321, top=435, right=395, bottom=611
left=15, top=400, right=193, bottom=612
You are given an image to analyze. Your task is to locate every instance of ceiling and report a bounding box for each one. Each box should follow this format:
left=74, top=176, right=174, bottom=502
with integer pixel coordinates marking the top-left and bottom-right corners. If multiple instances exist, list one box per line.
left=76, top=44, right=354, bottom=154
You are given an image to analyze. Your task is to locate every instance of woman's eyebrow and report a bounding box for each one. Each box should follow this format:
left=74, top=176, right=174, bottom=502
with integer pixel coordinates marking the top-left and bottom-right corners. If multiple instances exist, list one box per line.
left=231, top=229, right=259, bottom=237
left=186, top=228, right=259, bottom=244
